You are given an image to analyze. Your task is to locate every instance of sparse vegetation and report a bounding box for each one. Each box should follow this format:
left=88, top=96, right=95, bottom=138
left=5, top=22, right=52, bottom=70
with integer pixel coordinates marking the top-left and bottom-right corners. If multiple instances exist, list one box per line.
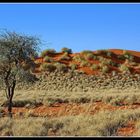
left=85, top=53, right=97, bottom=60
left=106, top=51, right=113, bottom=57
left=1, top=42, right=140, bottom=137
left=100, top=65, right=110, bottom=73
left=81, top=50, right=93, bottom=55
left=69, top=63, right=78, bottom=71
left=80, top=60, right=91, bottom=67
left=95, top=49, right=108, bottom=55
left=41, top=63, right=56, bottom=72
left=90, top=64, right=99, bottom=70
left=119, top=64, right=130, bottom=73
left=41, top=49, right=56, bottom=57
left=123, top=50, right=134, bottom=61
left=118, top=50, right=134, bottom=62
left=59, top=52, right=71, bottom=61
left=54, top=63, right=68, bottom=72
left=61, top=47, right=72, bottom=54
left=43, top=56, right=54, bottom=62
left=72, top=55, right=85, bottom=63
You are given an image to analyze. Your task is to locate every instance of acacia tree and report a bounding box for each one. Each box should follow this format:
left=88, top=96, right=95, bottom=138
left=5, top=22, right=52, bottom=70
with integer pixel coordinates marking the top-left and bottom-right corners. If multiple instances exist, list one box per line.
left=0, top=31, right=40, bottom=117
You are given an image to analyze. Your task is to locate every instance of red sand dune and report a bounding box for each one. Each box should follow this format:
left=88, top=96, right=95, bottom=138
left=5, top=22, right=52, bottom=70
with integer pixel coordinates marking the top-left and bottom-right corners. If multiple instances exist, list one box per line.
left=34, top=49, right=140, bottom=75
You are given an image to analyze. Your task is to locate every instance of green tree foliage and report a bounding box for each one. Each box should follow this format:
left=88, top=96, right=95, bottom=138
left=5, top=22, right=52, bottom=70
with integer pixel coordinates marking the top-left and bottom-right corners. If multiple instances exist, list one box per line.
left=0, top=30, right=40, bottom=117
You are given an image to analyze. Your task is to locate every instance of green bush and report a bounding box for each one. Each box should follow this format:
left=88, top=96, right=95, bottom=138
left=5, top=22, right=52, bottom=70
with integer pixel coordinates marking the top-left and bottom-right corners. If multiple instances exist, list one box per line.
left=54, top=63, right=68, bottom=72
left=85, top=53, right=97, bottom=60
left=118, top=55, right=126, bottom=60
left=110, top=61, right=118, bottom=67
left=90, top=64, right=99, bottom=70
left=69, top=63, right=78, bottom=70
left=106, top=51, right=113, bottom=57
left=61, top=47, right=72, bottom=54
left=81, top=50, right=93, bottom=55
left=41, top=63, right=56, bottom=72
left=80, top=60, right=91, bottom=67
left=95, top=49, right=108, bottom=55
left=118, top=51, right=134, bottom=61
left=59, top=52, right=71, bottom=61
left=124, top=54, right=134, bottom=61
left=73, top=55, right=85, bottom=63
left=119, top=64, right=130, bottom=73
left=40, top=49, right=56, bottom=57
left=98, top=56, right=105, bottom=62
left=123, top=51, right=134, bottom=60
left=103, top=59, right=112, bottom=65
left=43, top=56, right=53, bottom=62
left=99, top=58, right=112, bottom=65
left=100, top=65, right=110, bottom=73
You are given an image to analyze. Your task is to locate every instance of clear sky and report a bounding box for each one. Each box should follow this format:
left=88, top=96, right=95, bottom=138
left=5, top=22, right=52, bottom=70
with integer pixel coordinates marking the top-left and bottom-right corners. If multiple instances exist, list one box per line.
left=0, top=3, right=140, bottom=53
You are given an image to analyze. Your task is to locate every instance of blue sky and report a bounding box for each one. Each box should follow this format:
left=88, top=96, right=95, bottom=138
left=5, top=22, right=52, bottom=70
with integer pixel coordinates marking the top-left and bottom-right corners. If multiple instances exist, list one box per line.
left=0, top=3, right=140, bottom=53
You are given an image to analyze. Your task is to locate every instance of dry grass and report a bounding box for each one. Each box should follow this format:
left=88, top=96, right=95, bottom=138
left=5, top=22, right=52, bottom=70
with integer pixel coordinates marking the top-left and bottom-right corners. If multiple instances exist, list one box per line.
left=1, top=88, right=140, bottom=136
left=133, top=120, right=140, bottom=136
left=0, top=117, right=48, bottom=136
left=1, top=88, right=140, bottom=107
left=1, top=109, right=140, bottom=136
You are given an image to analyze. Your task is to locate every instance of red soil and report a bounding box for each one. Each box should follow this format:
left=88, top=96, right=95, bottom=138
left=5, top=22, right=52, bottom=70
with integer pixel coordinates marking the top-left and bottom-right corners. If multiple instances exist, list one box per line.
left=3, top=102, right=140, bottom=118
left=117, top=120, right=136, bottom=136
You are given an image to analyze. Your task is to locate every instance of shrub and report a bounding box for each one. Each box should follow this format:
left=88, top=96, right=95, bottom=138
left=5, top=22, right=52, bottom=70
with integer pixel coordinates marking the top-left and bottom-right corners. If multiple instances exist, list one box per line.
left=118, top=55, right=126, bottom=60
left=98, top=56, right=105, bottom=62
left=96, top=49, right=113, bottom=57
left=106, top=51, right=113, bottom=57
left=129, top=62, right=138, bottom=66
left=85, top=53, right=97, bottom=60
left=40, top=49, right=56, bottom=57
left=43, top=56, right=53, bottom=62
left=110, top=61, right=118, bottom=67
left=73, top=55, right=85, bottom=63
left=80, top=60, right=91, bottom=67
left=119, top=64, right=130, bottom=73
left=123, top=51, right=134, bottom=61
left=112, top=70, right=117, bottom=76
left=81, top=50, right=93, bottom=55
left=61, top=47, right=72, bottom=54
left=103, top=59, right=112, bottom=65
left=118, top=51, right=134, bottom=61
left=90, top=64, right=99, bottom=70
left=122, top=50, right=128, bottom=55
left=59, top=52, right=71, bottom=61
left=54, top=63, right=68, bottom=72
left=100, top=65, right=110, bottom=73
left=125, top=55, right=134, bottom=61
left=69, top=63, right=78, bottom=71
left=40, top=63, right=56, bottom=72
left=95, top=49, right=108, bottom=55
left=99, top=62, right=105, bottom=68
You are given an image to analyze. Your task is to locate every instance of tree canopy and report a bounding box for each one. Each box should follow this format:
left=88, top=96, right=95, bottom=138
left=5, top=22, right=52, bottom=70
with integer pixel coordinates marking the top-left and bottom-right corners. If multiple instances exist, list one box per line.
left=0, top=30, right=41, bottom=117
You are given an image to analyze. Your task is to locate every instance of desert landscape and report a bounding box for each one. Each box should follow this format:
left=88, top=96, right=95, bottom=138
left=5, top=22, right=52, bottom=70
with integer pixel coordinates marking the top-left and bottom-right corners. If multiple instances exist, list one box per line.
left=0, top=3, right=140, bottom=137
left=1, top=47, right=140, bottom=136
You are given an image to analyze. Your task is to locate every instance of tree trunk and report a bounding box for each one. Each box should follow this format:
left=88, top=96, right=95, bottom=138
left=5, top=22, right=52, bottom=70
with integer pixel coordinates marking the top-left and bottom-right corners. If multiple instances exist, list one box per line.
left=8, top=98, right=13, bottom=118
left=7, top=81, right=16, bottom=118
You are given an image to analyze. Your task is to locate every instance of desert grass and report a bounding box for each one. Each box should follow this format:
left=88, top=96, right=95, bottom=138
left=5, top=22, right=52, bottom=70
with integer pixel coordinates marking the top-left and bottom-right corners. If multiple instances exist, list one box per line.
left=1, top=109, right=140, bottom=136
left=133, top=120, right=140, bottom=136
left=1, top=88, right=140, bottom=107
